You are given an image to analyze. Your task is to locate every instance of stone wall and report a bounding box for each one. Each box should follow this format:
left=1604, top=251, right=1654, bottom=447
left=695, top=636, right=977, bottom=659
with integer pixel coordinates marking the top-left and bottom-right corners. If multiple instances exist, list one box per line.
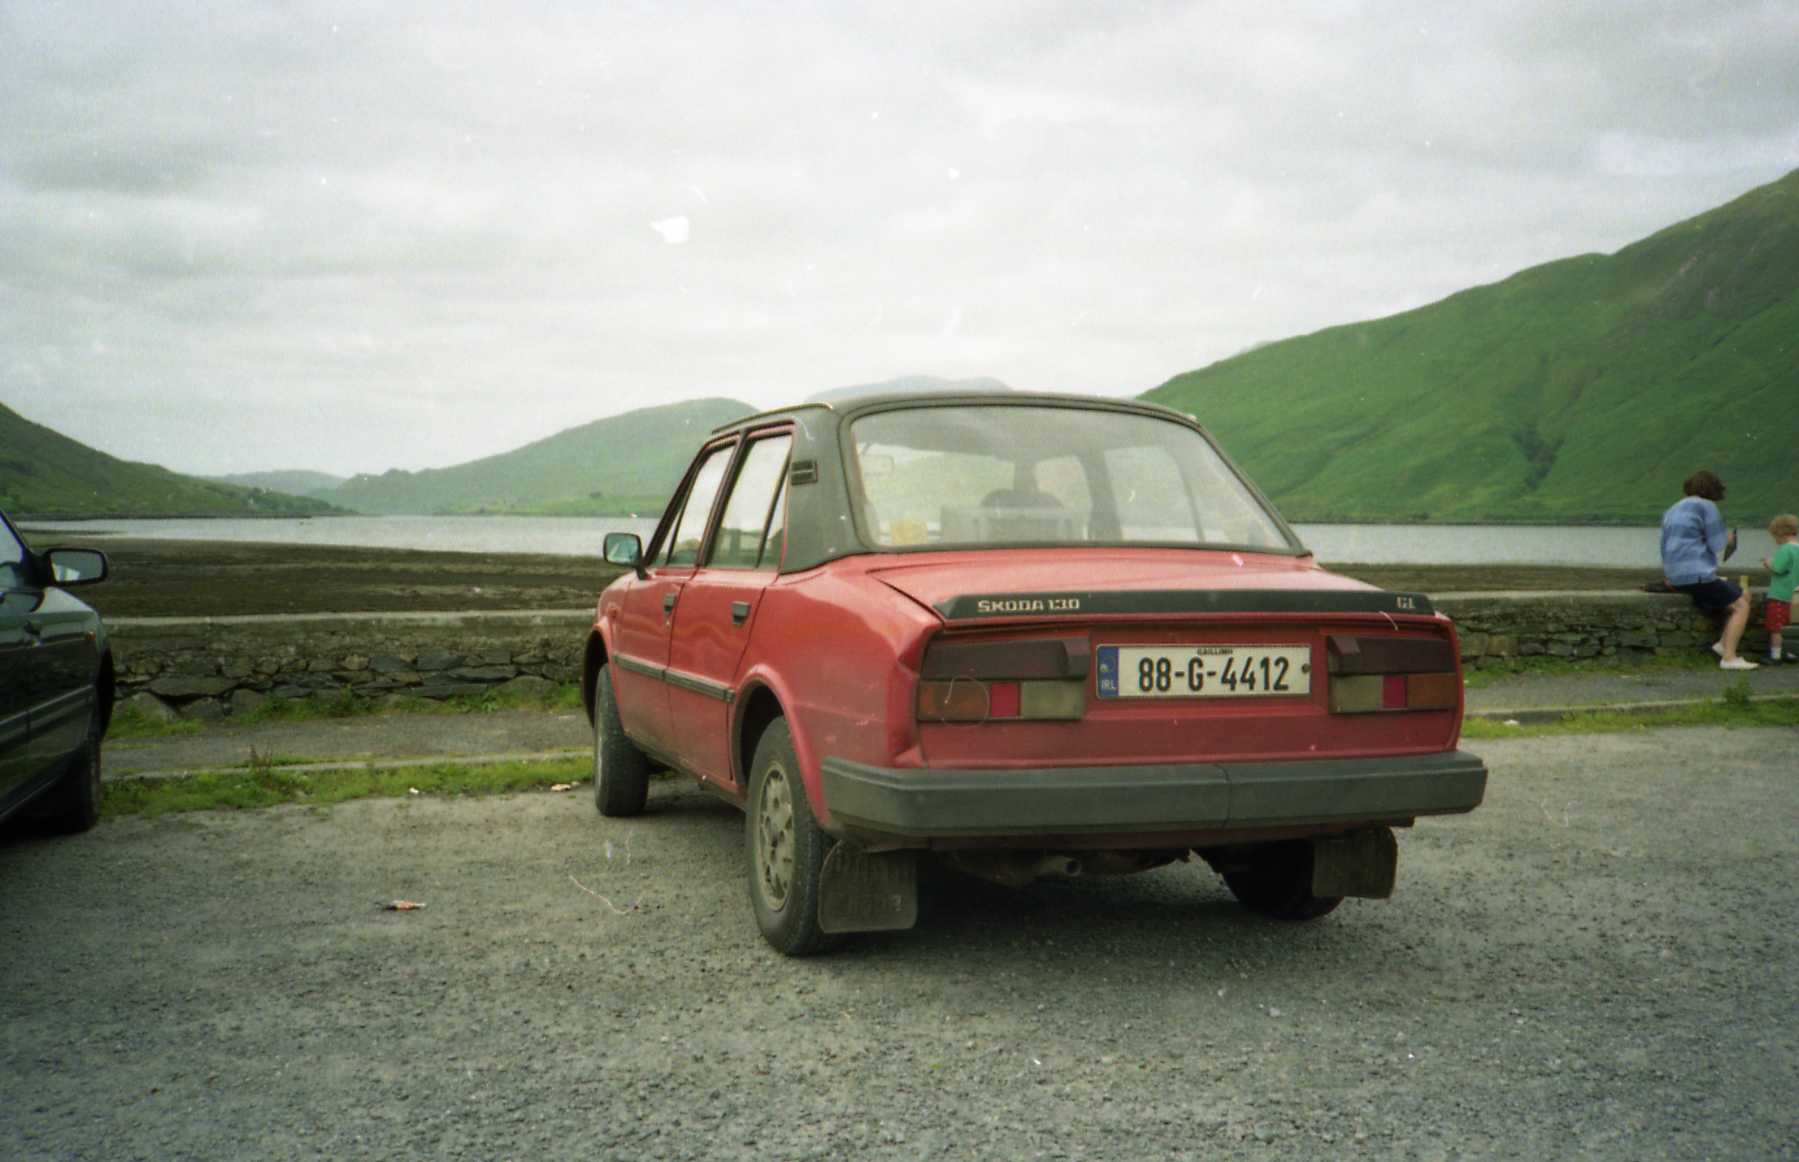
left=111, top=611, right=591, bottom=721
left=1436, top=590, right=1770, bottom=666
left=108, top=592, right=1772, bottom=719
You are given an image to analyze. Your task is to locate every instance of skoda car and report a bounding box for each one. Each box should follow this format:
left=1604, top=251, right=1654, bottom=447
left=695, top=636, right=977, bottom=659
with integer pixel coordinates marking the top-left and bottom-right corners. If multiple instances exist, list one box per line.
left=1, top=511, right=112, bottom=834
left=583, top=394, right=1486, bottom=955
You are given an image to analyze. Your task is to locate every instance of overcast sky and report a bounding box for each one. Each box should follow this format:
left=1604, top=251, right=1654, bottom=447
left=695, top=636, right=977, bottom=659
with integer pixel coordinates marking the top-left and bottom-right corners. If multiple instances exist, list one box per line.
left=3, top=1, right=1796, bottom=477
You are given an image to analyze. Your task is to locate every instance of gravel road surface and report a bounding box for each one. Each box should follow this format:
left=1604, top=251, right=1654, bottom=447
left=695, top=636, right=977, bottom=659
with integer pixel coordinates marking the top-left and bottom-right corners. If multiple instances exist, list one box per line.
left=4, top=728, right=1794, bottom=1160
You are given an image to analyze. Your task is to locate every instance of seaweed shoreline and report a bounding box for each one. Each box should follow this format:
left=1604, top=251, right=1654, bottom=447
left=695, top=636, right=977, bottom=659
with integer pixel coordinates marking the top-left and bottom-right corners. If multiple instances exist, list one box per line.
left=42, top=537, right=1703, bottom=620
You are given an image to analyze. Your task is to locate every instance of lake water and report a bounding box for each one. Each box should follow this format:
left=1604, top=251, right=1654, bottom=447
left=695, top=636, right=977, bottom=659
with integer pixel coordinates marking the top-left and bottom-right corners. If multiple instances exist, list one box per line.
left=18, top=514, right=1782, bottom=570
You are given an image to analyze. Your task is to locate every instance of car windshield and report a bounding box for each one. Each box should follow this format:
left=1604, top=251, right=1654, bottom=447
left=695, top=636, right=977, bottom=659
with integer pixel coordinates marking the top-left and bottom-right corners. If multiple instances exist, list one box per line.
left=847, top=405, right=1297, bottom=551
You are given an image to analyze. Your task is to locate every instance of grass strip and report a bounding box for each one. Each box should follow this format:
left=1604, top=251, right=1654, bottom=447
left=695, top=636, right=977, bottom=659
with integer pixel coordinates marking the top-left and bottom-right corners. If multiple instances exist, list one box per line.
left=1463, top=693, right=1799, bottom=739
left=1461, top=651, right=1726, bottom=690
left=103, top=756, right=590, bottom=818
left=108, top=712, right=204, bottom=741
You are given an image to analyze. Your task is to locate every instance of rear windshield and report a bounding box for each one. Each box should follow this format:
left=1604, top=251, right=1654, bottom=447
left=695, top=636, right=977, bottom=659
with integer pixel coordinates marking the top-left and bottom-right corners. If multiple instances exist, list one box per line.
left=846, top=405, right=1297, bottom=551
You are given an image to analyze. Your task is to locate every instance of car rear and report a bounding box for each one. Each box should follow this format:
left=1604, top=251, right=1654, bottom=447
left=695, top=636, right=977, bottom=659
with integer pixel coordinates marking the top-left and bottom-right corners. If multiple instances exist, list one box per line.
left=819, top=550, right=1485, bottom=853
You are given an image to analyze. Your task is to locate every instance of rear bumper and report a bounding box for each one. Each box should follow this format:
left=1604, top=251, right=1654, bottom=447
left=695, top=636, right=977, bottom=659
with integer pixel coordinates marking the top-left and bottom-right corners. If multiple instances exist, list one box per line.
left=819, top=750, right=1487, bottom=840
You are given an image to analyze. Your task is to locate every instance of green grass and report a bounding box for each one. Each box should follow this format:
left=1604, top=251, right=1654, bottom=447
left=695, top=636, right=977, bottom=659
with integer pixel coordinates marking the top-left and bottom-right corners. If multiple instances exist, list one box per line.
left=103, top=756, right=591, bottom=817
left=1461, top=651, right=1722, bottom=689
left=109, top=706, right=205, bottom=740
left=1463, top=691, right=1799, bottom=738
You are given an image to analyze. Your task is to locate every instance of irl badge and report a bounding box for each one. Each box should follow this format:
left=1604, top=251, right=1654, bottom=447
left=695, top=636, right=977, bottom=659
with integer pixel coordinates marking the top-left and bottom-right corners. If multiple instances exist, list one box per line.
left=1095, top=646, right=1120, bottom=698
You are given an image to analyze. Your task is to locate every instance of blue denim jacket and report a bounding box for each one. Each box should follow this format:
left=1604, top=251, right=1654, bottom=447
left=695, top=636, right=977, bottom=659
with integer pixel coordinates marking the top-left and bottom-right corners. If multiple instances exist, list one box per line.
left=1660, top=496, right=1727, bottom=586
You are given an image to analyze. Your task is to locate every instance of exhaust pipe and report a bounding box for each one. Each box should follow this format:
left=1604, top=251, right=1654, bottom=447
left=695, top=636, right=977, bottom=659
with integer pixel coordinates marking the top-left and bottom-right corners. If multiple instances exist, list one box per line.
left=1032, top=855, right=1083, bottom=879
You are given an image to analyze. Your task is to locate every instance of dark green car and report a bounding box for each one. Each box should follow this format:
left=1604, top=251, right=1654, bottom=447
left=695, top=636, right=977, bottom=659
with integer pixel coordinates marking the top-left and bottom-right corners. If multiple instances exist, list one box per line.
left=0, top=511, right=113, bottom=833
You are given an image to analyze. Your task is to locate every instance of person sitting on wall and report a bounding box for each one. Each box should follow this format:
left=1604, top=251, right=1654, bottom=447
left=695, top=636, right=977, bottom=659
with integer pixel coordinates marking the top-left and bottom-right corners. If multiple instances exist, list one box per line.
left=1660, top=469, right=1756, bottom=670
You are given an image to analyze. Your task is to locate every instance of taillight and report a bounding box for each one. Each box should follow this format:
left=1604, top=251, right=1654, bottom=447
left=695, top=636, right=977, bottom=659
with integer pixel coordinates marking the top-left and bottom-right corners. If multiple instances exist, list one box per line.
left=916, top=635, right=1088, bottom=723
left=1327, top=634, right=1459, bottom=714
left=916, top=678, right=1083, bottom=722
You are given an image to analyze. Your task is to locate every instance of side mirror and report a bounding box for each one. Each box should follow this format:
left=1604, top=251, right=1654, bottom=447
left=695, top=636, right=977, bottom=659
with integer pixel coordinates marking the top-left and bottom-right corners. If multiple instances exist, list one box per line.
left=603, top=532, right=646, bottom=579
left=46, top=548, right=109, bottom=587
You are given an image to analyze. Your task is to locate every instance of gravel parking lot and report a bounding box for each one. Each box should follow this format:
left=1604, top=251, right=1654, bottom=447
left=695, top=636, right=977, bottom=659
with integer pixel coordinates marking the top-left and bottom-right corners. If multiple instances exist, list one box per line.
left=4, top=728, right=1794, bottom=1161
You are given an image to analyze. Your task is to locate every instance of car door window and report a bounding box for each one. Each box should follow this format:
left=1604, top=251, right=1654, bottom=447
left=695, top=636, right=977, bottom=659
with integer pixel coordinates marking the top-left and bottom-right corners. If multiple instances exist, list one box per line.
left=708, top=435, right=792, bottom=570
left=660, top=444, right=734, bottom=567
left=0, top=521, right=27, bottom=591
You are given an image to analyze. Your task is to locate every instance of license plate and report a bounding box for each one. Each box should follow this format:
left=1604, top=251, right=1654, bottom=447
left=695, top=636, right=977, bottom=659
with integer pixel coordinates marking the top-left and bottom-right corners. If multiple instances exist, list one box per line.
left=1096, top=644, right=1311, bottom=699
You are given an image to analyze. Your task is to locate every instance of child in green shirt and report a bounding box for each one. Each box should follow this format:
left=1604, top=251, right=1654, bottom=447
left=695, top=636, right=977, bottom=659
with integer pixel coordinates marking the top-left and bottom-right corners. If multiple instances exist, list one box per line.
left=1762, top=513, right=1798, bottom=663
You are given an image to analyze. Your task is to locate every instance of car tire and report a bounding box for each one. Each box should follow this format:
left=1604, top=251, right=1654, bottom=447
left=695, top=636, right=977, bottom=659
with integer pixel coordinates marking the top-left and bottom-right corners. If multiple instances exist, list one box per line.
left=592, top=662, right=650, bottom=817
left=746, top=719, right=834, bottom=956
left=40, top=722, right=103, bottom=834
left=1221, top=841, right=1343, bottom=922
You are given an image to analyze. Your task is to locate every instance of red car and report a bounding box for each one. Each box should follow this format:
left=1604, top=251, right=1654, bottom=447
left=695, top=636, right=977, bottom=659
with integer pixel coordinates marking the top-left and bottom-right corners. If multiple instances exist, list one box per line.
left=584, top=393, right=1486, bottom=955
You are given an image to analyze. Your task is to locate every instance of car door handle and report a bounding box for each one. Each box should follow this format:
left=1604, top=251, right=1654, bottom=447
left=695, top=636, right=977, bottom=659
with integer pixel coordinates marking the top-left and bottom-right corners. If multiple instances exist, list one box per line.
left=731, top=601, right=752, bottom=627
left=663, top=592, right=677, bottom=614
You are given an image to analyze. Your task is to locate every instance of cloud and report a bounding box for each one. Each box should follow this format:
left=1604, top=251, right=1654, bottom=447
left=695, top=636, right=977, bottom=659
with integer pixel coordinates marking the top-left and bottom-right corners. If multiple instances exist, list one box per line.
left=1, top=0, right=1795, bottom=475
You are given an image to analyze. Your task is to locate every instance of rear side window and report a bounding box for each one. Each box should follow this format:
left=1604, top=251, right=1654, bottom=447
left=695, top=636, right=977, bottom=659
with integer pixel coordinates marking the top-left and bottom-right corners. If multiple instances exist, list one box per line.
left=660, top=445, right=734, bottom=567
left=709, top=435, right=792, bottom=570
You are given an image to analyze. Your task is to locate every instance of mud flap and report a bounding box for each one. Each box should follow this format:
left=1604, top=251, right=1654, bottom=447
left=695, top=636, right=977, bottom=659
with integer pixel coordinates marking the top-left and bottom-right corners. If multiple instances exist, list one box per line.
left=1311, top=827, right=1397, bottom=899
left=818, top=845, right=918, bottom=934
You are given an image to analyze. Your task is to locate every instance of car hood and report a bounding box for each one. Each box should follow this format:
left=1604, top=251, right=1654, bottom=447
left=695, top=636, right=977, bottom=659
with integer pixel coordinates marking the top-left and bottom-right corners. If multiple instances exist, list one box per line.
left=864, top=548, right=1403, bottom=622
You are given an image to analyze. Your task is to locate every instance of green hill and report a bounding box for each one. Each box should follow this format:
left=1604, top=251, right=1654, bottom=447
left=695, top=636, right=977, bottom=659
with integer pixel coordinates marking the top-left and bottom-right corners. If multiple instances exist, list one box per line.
left=210, top=469, right=345, bottom=497
left=325, top=397, right=754, bottom=515
left=1144, top=168, right=1799, bottom=524
left=0, top=402, right=344, bottom=520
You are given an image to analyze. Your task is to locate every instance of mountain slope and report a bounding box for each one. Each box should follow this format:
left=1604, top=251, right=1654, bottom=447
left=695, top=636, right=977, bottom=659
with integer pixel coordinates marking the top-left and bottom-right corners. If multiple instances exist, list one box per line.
left=1145, top=168, right=1799, bottom=523
left=325, top=397, right=753, bottom=515
left=211, top=469, right=345, bottom=497
left=0, top=402, right=343, bottom=520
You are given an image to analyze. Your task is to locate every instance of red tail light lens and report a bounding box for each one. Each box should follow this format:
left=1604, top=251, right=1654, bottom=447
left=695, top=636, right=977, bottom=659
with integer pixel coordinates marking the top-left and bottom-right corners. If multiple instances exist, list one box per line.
left=987, top=681, right=1021, bottom=718
left=1328, top=634, right=1461, bottom=714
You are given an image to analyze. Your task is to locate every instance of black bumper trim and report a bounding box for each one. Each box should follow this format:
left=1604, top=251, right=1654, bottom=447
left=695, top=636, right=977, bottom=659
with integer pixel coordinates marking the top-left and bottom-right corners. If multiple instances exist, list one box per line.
left=820, top=750, right=1487, bottom=838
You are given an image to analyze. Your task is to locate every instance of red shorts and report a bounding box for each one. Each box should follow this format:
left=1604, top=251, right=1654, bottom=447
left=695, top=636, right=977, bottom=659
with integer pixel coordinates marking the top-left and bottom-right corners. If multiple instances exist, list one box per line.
left=1767, top=598, right=1792, bottom=633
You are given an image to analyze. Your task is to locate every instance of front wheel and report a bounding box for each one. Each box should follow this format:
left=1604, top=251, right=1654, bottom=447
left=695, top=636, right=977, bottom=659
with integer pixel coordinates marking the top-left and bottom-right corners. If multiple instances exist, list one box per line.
left=746, top=720, right=833, bottom=956
left=1220, top=841, right=1343, bottom=922
left=592, top=663, right=649, bottom=817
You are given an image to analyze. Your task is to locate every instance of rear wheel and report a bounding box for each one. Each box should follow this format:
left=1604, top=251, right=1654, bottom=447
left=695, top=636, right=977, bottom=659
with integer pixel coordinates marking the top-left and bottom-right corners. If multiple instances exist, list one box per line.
left=746, top=720, right=833, bottom=956
left=40, top=723, right=103, bottom=834
left=592, top=663, right=649, bottom=817
left=1221, top=841, right=1343, bottom=922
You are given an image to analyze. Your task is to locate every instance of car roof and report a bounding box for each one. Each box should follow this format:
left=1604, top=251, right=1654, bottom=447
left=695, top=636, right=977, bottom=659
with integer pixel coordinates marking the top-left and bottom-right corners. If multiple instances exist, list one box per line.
left=663, top=389, right=1297, bottom=575
left=710, top=390, right=1197, bottom=436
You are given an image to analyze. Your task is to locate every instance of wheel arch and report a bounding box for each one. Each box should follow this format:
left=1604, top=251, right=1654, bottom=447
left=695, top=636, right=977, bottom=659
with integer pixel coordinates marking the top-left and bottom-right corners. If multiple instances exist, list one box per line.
left=732, top=673, right=827, bottom=810
left=581, top=629, right=609, bottom=726
left=734, top=681, right=787, bottom=790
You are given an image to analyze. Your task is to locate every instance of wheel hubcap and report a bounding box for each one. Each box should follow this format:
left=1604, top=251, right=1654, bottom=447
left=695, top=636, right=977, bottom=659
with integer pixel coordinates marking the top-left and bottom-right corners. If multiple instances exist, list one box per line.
left=755, top=766, right=796, bottom=911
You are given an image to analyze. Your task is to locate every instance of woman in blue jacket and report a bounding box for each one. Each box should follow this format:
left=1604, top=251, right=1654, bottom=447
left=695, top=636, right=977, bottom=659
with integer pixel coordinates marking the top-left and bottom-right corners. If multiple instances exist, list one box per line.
left=1661, top=470, right=1756, bottom=670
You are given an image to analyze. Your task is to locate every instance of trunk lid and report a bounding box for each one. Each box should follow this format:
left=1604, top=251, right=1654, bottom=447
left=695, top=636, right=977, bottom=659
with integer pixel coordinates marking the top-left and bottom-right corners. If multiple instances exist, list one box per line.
left=867, top=548, right=1383, bottom=617
left=873, top=549, right=1461, bottom=770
